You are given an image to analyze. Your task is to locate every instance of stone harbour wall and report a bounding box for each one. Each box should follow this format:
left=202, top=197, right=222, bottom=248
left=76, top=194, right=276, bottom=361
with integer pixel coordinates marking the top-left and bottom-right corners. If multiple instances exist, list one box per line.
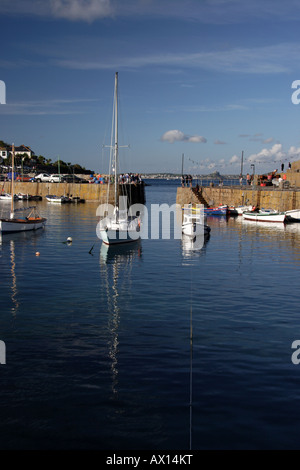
left=176, top=186, right=300, bottom=212
left=1, top=181, right=145, bottom=204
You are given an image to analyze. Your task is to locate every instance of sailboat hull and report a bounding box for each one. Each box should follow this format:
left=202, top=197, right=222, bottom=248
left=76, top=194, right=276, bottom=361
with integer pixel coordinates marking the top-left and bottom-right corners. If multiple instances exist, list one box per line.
left=100, top=229, right=140, bottom=245
left=0, top=218, right=47, bottom=233
left=99, top=217, right=141, bottom=245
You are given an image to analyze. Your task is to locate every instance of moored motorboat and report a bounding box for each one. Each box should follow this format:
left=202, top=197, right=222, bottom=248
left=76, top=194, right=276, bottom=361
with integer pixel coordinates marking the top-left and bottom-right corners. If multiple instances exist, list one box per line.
left=71, top=196, right=85, bottom=203
left=242, top=209, right=286, bottom=223
left=204, top=205, right=228, bottom=216
left=229, top=205, right=256, bottom=216
left=0, top=193, right=13, bottom=201
left=182, top=211, right=211, bottom=237
left=46, top=195, right=71, bottom=203
left=285, top=209, right=300, bottom=222
left=15, top=193, right=31, bottom=200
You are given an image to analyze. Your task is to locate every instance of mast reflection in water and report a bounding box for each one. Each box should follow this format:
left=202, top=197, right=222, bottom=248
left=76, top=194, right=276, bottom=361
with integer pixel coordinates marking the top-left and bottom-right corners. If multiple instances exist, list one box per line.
left=99, top=241, right=142, bottom=395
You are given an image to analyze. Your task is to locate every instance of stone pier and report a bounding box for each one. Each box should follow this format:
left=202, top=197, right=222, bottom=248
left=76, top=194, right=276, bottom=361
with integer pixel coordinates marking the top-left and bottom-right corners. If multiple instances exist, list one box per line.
left=1, top=181, right=145, bottom=204
left=176, top=186, right=300, bottom=212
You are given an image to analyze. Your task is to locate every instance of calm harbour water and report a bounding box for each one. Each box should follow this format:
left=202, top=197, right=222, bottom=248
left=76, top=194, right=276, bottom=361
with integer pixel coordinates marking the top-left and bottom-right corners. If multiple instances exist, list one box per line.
left=0, top=179, right=300, bottom=450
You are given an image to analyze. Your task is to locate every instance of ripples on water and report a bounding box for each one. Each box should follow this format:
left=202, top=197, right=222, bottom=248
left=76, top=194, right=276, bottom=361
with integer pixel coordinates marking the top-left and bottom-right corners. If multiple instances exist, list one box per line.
left=0, top=181, right=300, bottom=449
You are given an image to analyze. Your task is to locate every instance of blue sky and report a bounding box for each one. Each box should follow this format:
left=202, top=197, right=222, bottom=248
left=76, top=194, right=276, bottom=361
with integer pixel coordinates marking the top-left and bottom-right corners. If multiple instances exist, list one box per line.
left=1, top=0, right=300, bottom=175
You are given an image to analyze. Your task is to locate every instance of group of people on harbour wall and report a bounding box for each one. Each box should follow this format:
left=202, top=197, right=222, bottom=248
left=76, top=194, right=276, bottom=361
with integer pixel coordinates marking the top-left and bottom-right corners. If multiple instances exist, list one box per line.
left=245, top=166, right=291, bottom=187
left=88, top=172, right=142, bottom=184
left=181, top=174, right=193, bottom=187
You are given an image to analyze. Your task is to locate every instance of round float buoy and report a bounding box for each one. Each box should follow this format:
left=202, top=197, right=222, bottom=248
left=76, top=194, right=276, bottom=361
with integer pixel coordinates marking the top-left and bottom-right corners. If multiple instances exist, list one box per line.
left=67, top=237, right=72, bottom=242
left=36, top=252, right=40, bottom=256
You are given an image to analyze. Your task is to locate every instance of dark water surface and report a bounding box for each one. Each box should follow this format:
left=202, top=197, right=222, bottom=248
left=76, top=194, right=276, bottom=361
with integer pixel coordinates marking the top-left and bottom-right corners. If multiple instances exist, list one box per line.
left=0, top=179, right=300, bottom=450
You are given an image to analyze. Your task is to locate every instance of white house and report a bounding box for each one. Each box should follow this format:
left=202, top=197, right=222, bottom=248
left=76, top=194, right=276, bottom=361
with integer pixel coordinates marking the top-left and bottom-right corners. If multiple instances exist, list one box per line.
left=0, top=148, right=8, bottom=159
left=11, top=145, right=35, bottom=158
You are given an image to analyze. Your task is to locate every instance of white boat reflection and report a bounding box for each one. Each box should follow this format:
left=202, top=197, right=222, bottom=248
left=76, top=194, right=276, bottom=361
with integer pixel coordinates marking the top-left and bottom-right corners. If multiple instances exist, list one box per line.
left=234, top=215, right=286, bottom=231
left=181, top=232, right=210, bottom=258
left=0, top=227, right=45, bottom=245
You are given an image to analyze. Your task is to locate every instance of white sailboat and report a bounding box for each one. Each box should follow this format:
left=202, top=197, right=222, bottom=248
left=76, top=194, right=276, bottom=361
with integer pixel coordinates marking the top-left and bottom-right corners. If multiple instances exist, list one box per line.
left=98, top=72, right=140, bottom=245
left=0, top=144, right=47, bottom=233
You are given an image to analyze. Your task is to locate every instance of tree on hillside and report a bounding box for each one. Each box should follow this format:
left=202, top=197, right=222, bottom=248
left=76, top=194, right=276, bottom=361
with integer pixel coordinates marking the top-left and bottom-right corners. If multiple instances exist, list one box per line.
left=37, top=155, right=46, bottom=165
left=73, top=163, right=86, bottom=173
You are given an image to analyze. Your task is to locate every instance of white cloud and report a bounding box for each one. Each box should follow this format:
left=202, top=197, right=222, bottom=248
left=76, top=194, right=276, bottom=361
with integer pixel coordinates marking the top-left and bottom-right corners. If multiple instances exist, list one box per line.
left=160, top=130, right=207, bottom=144
left=50, top=0, right=113, bottom=21
left=247, top=143, right=300, bottom=164
left=0, top=98, right=98, bottom=115
left=229, top=155, right=240, bottom=164
left=214, top=139, right=227, bottom=144
left=0, top=0, right=113, bottom=21
left=57, top=43, right=297, bottom=73
left=2, top=0, right=300, bottom=25
left=239, top=133, right=274, bottom=144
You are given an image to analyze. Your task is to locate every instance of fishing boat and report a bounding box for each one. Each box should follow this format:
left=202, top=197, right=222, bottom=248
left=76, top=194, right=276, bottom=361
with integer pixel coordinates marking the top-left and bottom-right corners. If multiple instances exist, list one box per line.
left=204, top=205, right=228, bottom=216
left=98, top=72, right=140, bottom=245
left=0, top=144, right=47, bottom=233
left=228, top=205, right=256, bottom=216
left=242, top=209, right=286, bottom=223
left=0, top=193, right=13, bottom=201
left=285, top=209, right=300, bottom=222
left=183, top=204, right=227, bottom=216
left=15, top=193, right=31, bottom=200
left=182, top=210, right=211, bottom=237
left=46, top=195, right=70, bottom=204
left=70, top=196, right=85, bottom=204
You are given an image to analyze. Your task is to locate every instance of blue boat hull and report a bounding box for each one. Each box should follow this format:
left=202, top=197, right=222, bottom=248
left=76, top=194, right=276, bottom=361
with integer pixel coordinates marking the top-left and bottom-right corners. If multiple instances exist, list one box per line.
left=204, top=208, right=228, bottom=216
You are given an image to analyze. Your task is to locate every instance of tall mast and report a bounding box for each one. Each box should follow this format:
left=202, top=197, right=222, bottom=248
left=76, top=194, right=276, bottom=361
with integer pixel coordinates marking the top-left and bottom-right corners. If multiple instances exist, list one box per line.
left=114, top=72, right=118, bottom=209
left=240, top=150, right=244, bottom=178
left=10, top=143, right=15, bottom=219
